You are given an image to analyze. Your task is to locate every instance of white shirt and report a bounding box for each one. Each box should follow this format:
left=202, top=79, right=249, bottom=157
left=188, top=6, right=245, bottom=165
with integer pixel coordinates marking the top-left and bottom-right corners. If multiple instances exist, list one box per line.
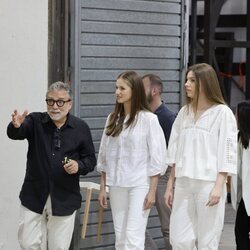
left=231, top=142, right=250, bottom=215
left=97, top=111, right=167, bottom=187
left=167, top=104, right=237, bottom=181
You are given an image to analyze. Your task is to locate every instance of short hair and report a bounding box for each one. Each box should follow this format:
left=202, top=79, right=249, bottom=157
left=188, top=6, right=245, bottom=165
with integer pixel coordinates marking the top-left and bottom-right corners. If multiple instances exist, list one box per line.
left=142, top=74, right=163, bottom=93
left=237, top=100, right=250, bottom=149
left=46, top=81, right=72, bottom=99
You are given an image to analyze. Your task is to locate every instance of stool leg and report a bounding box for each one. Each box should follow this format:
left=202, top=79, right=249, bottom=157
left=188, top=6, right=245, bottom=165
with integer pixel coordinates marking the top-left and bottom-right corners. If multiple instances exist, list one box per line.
left=81, top=189, right=92, bottom=239
left=97, top=205, right=103, bottom=242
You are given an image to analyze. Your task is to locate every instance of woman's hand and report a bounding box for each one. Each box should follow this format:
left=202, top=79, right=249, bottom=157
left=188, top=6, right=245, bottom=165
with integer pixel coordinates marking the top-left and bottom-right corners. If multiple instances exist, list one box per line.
left=206, top=184, right=223, bottom=206
left=144, top=174, right=159, bottom=210
left=98, top=172, right=107, bottom=208
left=164, top=186, right=174, bottom=209
left=98, top=189, right=108, bottom=209
left=206, top=172, right=227, bottom=206
left=164, top=165, right=176, bottom=209
left=143, top=190, right=156, bottom=210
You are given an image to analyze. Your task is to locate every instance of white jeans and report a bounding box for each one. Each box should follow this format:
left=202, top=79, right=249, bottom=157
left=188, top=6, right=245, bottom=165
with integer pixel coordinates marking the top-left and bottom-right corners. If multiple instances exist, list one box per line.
left=18, top=196, right=76, bottom=250
left=170, top=177, right=226, bottom=250
left=109, top=186, right=150, bottom=250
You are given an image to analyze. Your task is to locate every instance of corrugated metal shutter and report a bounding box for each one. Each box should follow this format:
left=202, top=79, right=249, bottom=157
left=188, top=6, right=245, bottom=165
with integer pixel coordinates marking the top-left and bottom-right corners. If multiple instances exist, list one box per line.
left=70, top=0, right=185, bottom=249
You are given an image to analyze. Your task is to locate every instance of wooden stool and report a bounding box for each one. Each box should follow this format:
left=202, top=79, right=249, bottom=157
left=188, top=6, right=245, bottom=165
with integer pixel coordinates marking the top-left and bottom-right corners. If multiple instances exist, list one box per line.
left=80, top=181, right=108, bottom=242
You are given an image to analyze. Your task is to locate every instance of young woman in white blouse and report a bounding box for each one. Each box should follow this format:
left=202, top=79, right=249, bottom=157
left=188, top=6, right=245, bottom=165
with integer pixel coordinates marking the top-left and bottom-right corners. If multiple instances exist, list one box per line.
left=97, top=70, right=167, bottom=250
left=231, top=100, right=250, bottom=249
left=164, top=63, right=237, bottom=249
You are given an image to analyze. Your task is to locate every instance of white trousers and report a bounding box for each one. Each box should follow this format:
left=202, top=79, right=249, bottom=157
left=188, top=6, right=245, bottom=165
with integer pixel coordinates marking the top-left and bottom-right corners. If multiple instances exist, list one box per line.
left=170, top=177, right=226, bottom=250
left=18, top=196, right=76, bottom=250
left=109, top=186, right=150, bottom=250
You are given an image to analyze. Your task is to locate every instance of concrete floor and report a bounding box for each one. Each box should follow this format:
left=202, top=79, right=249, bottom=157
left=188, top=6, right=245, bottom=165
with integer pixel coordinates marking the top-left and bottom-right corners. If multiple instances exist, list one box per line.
left=219, top=203, right=236, bottom=250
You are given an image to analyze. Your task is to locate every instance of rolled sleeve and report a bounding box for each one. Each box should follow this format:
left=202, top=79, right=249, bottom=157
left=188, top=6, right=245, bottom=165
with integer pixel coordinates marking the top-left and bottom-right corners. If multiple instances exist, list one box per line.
left=7, top=115, right=33, bottom=140
left=96, top=132, right=108, bottom=173
left=97, top=117, right=110, bottom=173
left=147, top=115, right=167, bottom=176
left=166, top=108, right=183, bottom=166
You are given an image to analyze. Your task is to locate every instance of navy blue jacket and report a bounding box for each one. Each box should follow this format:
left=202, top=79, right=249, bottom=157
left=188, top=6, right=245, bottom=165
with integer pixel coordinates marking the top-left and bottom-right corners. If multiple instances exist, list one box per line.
left=155, top=102, right=176, bottom=146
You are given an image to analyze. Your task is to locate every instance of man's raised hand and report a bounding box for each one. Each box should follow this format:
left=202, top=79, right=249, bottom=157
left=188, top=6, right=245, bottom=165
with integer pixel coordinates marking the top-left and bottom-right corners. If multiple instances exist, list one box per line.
left=11, top=109, right=28, bottom=128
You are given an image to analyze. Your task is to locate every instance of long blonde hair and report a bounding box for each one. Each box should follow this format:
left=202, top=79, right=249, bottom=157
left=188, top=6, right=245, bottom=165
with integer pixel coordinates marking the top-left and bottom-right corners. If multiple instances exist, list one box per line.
left=185, top=63, right=225, bottom=112
left=106, top=71, right=149, bottom=137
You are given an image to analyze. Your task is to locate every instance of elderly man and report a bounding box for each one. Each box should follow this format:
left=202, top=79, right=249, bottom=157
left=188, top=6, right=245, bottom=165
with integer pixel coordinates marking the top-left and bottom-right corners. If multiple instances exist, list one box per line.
left=7, top=81, right=96, bottom=250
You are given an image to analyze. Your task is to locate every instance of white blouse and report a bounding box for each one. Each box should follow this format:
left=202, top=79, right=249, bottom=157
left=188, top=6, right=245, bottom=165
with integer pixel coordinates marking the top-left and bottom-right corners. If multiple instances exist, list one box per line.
left=97, top=111, right=167, bottom=187
left=167, top=104, right=237, bottom=181
left=231, top=143, right=250, bottom=215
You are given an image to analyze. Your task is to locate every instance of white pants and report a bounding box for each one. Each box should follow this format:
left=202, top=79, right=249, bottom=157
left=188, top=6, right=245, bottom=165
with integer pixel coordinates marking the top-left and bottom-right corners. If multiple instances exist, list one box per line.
left=170, top=177, right=226, bottom=250
left=18, top=196, right=76, bottom=250
left=109, top=186, right=150, bottom=250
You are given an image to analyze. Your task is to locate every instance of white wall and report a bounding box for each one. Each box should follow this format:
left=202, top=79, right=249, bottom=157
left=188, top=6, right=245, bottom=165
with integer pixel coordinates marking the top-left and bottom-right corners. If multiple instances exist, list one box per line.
left=0, top=1, right=48, bottom=249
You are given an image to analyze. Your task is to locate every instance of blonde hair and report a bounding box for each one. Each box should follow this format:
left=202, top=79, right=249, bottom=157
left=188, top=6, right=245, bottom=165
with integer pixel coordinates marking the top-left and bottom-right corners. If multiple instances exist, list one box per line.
left=185, top=63, right=225, bottom=112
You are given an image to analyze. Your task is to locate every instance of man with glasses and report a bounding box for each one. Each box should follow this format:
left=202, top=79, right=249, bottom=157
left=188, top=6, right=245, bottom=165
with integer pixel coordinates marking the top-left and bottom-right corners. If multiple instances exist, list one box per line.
left=7, top=81, right=96, bottom=250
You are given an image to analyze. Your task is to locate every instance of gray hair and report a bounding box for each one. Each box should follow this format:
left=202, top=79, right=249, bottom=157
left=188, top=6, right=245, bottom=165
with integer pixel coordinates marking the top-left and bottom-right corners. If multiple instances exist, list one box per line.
left=46, top=81, right=72, bottom=99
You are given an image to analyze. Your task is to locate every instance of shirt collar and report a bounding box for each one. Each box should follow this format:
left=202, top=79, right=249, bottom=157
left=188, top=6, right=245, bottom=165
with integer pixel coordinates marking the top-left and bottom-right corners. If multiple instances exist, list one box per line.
left=154, top=101, right=165, bottom=115
left=41, top=112, right=76, bottom=128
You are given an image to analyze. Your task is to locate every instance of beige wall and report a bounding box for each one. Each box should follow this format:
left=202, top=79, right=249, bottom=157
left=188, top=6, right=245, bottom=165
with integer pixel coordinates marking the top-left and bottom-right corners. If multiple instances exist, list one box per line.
left=0, top=0, right=48, bottom=249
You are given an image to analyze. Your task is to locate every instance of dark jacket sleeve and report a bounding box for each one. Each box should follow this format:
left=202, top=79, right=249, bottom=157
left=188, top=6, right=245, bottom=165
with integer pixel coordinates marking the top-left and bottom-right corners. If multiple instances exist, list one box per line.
left=77, top=122, right=97, bottom=175
left=7, top=115, right=33, bottom=140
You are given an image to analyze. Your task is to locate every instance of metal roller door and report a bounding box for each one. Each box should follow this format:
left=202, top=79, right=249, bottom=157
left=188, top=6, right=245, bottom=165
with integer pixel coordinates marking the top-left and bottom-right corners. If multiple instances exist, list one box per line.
left=69, top=0, right=187, bottom=248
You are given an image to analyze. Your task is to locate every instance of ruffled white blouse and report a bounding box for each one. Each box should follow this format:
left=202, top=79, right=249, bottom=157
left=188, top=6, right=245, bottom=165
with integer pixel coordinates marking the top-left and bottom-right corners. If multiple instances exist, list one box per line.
left=167, top=104, right=237, bottom=181
left=97, top=111, right=167, bottom=187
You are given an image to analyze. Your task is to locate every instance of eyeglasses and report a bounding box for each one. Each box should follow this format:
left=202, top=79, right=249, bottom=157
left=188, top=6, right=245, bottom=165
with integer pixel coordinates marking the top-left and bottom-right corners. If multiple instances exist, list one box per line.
left=46, top=99, right=71, bottom=107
